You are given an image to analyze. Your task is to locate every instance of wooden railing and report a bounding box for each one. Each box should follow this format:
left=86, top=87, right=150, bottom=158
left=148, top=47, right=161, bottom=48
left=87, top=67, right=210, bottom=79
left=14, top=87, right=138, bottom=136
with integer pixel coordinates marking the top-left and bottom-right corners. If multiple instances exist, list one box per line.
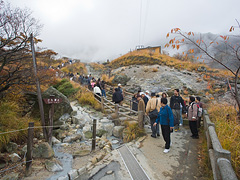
left=203, top=110, right=238, bottom=180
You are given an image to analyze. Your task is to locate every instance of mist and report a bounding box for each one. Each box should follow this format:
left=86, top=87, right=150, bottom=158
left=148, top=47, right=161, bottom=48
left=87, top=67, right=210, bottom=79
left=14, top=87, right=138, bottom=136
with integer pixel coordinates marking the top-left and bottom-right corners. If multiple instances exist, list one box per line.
left=7, top=0, right=240, bottom=62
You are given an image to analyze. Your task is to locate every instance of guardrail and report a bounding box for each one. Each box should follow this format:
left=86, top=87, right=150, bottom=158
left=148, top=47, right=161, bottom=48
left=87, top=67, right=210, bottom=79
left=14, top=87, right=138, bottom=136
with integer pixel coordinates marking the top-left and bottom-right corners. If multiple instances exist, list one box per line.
left=203, top=110, right=238, bottom=180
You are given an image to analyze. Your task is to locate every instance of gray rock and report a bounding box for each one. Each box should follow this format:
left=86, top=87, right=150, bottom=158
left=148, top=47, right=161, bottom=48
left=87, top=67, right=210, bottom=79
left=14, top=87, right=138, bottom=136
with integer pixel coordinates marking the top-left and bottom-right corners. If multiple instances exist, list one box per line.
left=57, top=175, right=69, bottom=180
left=9, top=153, right=21, bottom=163
left=59, top=113, right=71, bottom=124
left=45, top=159, right=63, bottom=172
left=52, top=136, right=61, bottom=144
left=78, top=167, right=86, bottom=175
left=41, top=87, right=73, bottom=126
left=68, top=169, right=78, bottom=180
left=102, top=123, right=114, bottom=137
left=106, top=170, right=113, bottom=175
left=33, top=142, right=54, bottom=159
left=111, top=140, right=119, bottom=144
left=84, top=131, right=92, bottom=139
left=5, top=142, right=18, bottom=153
left=112, top=74, right=131, bottom=85
left=96, top=129, right=108, bottom=137
left=0, top=172, right=19, bottom=180
left=63, top=134, right=82, bottom=143
left=113, top=126, right=125, bottom=138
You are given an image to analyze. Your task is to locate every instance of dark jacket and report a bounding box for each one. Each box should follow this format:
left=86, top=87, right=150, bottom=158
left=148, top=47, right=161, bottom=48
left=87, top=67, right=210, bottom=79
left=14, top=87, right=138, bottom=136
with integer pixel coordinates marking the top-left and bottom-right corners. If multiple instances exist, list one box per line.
left=142, top=96, right=149, bottom=107
left=132, top=96, right=138, bottom=111
left=170, top=95, right=186, bottom=112
left=112, top=89, right=123, bottom=103
left=155, top=105, right=174, bottom=127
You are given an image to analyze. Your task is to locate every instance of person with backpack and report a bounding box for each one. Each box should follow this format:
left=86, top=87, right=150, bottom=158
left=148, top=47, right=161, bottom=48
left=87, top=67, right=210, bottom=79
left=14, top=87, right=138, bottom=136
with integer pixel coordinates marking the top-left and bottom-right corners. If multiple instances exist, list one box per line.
left=153, top=98, right=174, bottom=153
left=196, top=96, right=203, bottom=128
left=146, top=92, right=161, bottom=138
left=188, top=96, right=199, bottom=139
left=170, top=89, right=186, bottom=132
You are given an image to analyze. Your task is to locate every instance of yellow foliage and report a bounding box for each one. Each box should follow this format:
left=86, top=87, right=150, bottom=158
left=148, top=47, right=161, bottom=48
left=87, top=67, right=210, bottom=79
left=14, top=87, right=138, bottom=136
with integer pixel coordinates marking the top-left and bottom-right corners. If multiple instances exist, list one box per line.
left=101, top=74, right=115, bottom=84
left=208, top=103, right=240, bottom=178
left=152, top=68, right=158, bottom=72
left=0, top=100, right=40, bottom=149
left=123, top=122, right=145, bottom=143
left=90, top=63, right=105, bottom=71
left=61, top=62, right=87, bottom=75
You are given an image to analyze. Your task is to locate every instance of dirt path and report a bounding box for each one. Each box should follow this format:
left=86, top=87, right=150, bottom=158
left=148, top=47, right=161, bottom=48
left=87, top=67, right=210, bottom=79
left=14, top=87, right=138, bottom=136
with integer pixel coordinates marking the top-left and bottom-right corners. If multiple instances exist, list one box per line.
left=133, top=125, right=203, bottom=180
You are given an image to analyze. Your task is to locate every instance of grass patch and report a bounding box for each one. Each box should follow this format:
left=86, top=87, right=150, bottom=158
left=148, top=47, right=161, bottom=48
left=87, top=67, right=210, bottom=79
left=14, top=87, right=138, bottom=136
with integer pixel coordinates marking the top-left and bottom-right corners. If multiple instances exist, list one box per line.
left=61, top=62, right=87, bottom=75
left=0, top=100, right=40, bottom=151
left=123, top=122, right=145, bottom=143
left=208, top=103, right=240, bottom=179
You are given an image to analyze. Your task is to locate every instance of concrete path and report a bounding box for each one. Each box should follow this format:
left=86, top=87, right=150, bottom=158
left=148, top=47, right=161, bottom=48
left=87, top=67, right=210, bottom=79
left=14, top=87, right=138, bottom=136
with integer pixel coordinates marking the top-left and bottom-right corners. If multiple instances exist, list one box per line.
left=127, top=125, right=202, bottom=180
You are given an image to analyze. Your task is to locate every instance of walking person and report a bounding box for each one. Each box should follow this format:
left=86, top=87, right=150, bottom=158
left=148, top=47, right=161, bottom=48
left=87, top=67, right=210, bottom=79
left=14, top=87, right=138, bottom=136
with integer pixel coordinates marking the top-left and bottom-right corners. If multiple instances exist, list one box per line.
left=146, top=92, right=161, bottom=138
left=170, top=89, right=186, bottom=131
left=101, top=80, right=106, bottom=97
left=93, top=84, right=101, bottom=102
left=153, top=98, right=174, bottom=153
left=188, top=96, right=199, bottom=139
left=112, top=88, right=123, bottom=105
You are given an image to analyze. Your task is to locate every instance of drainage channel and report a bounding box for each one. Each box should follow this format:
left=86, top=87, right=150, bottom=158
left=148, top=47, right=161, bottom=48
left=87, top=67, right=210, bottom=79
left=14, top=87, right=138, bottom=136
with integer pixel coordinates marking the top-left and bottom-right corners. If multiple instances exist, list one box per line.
left=118, top=145, right=150, bottom=180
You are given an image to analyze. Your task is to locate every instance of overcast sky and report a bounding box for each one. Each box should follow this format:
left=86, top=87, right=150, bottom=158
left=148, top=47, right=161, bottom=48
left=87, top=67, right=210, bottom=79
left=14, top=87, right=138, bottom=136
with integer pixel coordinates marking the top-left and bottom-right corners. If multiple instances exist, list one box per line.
left=7, top=0, right=240, bottom=62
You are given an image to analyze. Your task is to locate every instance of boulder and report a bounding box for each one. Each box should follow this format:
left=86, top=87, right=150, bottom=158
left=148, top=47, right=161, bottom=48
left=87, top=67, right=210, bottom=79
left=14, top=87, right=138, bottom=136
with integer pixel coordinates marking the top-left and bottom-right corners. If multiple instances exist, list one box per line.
left=113, top=126, right=125, bottom=138
left=45, top=159, right=63, bottom=172
left=58, top=113, right=71, bottom=125
left=63, top=134, right=82, bottom=143
left=112, top=74, right=131, bottom=85
left=5, top=142, right=18, bottom=153
left=101, top=123, right=114, bottom=137
left=96, top=129, right=108, bottom=137
left=52, top=136, right=61, bottom=144
left=32, top=86, right=73, bottom=126
left=33, top=142, right=54, bottom=159
left=9, top=153, right=21, bottom=163
left=84, top=131, right=92, bottom=139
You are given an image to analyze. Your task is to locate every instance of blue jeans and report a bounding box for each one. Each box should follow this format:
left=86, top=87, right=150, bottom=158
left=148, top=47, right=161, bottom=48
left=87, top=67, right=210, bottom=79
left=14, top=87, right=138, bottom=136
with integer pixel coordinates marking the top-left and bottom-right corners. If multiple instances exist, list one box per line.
left=102, top=89, right=106, bottom=97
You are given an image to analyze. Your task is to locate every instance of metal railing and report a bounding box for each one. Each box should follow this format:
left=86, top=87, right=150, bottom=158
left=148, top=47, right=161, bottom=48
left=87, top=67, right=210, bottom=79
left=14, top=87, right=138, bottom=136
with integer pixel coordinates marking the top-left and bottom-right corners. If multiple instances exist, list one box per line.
left=203, top=110, right=238, bottom=180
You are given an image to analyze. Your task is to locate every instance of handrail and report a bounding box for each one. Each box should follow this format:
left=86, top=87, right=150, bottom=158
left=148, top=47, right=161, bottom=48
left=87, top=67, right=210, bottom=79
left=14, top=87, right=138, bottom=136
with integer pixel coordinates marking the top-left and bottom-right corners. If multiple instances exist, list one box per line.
left=203, top=110, right=238, bottom=180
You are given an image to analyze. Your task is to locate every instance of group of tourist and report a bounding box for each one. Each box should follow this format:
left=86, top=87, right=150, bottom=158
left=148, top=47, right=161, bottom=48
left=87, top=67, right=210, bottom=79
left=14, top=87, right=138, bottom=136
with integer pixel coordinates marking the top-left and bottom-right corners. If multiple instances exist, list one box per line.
left=131, top=88, right=203, bottom=153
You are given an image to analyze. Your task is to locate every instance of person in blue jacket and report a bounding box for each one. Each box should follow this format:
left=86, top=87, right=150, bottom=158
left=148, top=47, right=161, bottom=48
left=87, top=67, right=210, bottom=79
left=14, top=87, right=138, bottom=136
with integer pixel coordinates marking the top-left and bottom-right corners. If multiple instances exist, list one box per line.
left=154, top=98, right=174, bottom=153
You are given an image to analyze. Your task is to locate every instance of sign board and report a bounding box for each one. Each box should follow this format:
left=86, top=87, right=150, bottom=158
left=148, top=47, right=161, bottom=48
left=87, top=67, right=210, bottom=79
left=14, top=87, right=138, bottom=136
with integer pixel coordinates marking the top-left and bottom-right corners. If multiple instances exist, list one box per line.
left=43, top=98, right=62, bottom=104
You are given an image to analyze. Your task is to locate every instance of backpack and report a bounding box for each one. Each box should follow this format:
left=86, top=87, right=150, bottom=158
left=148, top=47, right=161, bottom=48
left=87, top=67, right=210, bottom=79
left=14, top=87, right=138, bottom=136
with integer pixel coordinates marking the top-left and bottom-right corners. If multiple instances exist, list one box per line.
left=191, top=103, right=202, bottom=117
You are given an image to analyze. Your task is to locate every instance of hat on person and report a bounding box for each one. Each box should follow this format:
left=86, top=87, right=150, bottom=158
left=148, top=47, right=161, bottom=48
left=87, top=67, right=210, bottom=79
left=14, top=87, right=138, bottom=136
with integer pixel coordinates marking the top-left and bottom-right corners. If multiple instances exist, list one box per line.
left=139, top=92, right=145, bottom=96
left=151, top=92, right=156, bottom=97
left=118, top=83, right=121, bottom=87
left=145, top=90, right=150, bottom=94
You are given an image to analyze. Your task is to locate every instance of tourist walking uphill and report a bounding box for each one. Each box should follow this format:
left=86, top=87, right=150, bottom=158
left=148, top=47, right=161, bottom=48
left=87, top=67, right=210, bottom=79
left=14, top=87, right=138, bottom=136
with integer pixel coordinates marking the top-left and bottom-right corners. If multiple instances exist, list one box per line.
left=146, top=92, right=161, bottom=138
left=154, top=98, right=174, bottom=153
left=170, top=89, right=186, bottom=131
left=188, top=96, right=199, bottom=139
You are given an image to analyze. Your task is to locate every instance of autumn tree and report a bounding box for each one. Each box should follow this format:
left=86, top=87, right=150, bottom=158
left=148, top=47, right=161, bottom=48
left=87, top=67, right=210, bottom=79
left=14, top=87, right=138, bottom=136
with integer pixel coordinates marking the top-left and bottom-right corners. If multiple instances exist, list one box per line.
left=0, top=2, right=42, bottom=96
left=166, top=22, right=240, bottom=115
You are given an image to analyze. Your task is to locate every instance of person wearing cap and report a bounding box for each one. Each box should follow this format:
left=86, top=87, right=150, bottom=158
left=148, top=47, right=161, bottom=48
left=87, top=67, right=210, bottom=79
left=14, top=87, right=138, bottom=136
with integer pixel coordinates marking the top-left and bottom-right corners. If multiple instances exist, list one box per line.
left=146, top=92, right=161, bottom=138
left=145, top=90, right=151, bottom=100
left=117, top=84, right=122, bottom=93
left=140, top=92, right=149, bottom=108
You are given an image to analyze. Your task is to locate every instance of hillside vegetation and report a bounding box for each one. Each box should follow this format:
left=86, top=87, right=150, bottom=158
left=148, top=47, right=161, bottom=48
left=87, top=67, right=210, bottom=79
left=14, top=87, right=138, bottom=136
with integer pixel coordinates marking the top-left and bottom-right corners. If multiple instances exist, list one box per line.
left=108, top=50, right=233, bottom=79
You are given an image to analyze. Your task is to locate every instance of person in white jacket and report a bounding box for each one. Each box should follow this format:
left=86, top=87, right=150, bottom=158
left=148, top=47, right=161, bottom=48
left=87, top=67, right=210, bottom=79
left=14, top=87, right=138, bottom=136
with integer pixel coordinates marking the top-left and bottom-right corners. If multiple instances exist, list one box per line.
left=93, top=84, right=101, bottom=101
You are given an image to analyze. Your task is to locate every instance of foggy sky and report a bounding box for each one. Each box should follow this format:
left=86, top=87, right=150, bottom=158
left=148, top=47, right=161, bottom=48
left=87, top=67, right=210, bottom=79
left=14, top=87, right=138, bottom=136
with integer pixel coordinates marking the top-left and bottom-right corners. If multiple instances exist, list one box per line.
left=7, top=0, right=240, bottom=62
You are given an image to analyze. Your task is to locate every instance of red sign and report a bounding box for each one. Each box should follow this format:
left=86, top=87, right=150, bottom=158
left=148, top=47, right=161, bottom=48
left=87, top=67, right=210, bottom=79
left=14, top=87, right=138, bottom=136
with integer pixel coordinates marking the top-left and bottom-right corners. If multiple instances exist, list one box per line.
left=43, top=98, right=62, bottom=104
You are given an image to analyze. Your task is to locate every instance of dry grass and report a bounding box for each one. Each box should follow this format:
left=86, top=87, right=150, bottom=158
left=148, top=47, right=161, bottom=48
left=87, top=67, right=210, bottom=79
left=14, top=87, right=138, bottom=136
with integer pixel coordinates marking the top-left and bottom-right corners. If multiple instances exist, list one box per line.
left=152, top=67, right=158, bottom=72
left=208, top=103, right=240, bottom=178
left=123, top=122, right=145, bottom=143
left=101, top=74, right=115, bottom=85
left=61, top=62, right=87, bottom=75
left=90, top=62, right=105, bottom=71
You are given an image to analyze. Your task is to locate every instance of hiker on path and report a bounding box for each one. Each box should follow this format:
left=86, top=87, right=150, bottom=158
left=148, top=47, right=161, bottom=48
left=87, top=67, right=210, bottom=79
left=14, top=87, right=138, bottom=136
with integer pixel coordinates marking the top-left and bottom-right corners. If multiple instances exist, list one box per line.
left=170, top=89, right=186, bottom=131
left=132, top=93, right=138, bottom=111
left=140, top=92, right=149, bottom=108
left=145, top=90, right=151, bottom=100
left=188, top=96, right=199, bottom=139
left=146, top=92, right=161, bottom=138
left=153, top=98, right=174, bottom=153
left=101, top=80, right=106, bottom=97
left=112, top=88, right=123, bottom=105
left=196, top=96, right=203, bottom=128
left=93, top=84, right=101, bottom=102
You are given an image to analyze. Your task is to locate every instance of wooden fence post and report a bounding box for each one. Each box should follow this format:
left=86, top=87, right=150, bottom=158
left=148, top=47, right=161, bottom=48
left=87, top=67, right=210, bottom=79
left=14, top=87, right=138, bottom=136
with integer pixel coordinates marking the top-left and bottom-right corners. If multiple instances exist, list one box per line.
left=92, top=119, right=97, bottom=151
left=26, top=122, right=34, bottom=176
left=101, top=96, right=104, bottom=113
left=138, top=111, right=144, bottom=129
left=48, top=103, right=54, bottom=146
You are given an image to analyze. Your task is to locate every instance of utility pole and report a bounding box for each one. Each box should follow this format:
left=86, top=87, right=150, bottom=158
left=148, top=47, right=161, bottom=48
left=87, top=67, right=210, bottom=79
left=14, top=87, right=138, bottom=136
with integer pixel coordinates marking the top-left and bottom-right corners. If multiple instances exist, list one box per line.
left=30, top=33, right=47, bottom=140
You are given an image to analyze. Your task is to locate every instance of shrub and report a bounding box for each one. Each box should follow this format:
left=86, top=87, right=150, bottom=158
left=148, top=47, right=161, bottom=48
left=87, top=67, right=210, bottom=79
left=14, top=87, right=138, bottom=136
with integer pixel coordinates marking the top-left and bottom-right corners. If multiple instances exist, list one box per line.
left=53, top=79, right=79, bottom=97
left=123, top=122, right=145, bottom=142
left=101, top=74, right=115, bottom=85
left=208, top=103, right=240, bottom=178
left=0, top=100, right=40, bottom=150
left=152, top=68, right=158, bottom=72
